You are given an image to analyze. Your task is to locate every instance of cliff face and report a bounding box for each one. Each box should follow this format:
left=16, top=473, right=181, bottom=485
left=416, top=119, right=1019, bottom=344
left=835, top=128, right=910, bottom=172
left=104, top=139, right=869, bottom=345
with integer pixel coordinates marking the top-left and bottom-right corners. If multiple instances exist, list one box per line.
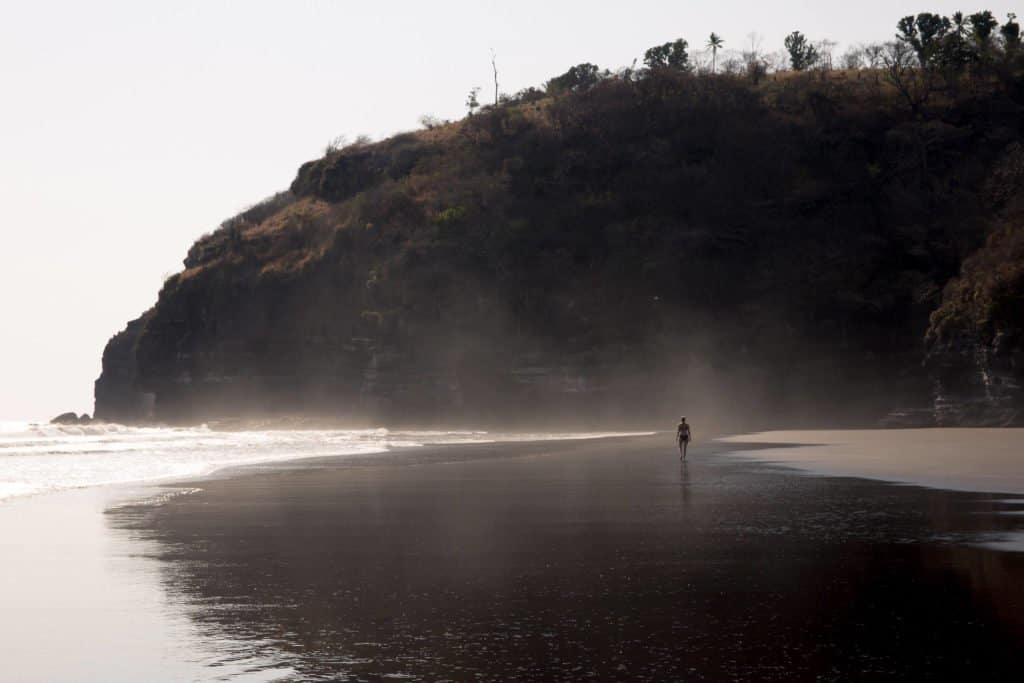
left=95, top=70, right=1024, bottom=427
left=925, top=145, right=1024, bottom=426
left=93, top=313, right=154, bottom=423
left=925, top=141, right=1024, bottom=423
left=927, top=343, right=1024, bottom=425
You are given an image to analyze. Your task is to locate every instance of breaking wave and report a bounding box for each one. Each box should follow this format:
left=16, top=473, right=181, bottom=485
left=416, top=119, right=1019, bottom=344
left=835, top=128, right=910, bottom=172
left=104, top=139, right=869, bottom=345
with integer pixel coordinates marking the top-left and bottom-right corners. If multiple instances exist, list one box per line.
left=0, top=421, right=647, bottom=502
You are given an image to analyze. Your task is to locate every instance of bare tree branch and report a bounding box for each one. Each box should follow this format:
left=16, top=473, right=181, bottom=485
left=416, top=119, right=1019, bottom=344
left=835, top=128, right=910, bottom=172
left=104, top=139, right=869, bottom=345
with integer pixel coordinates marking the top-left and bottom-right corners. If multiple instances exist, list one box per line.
left=491, top=49, right=499, bottom=105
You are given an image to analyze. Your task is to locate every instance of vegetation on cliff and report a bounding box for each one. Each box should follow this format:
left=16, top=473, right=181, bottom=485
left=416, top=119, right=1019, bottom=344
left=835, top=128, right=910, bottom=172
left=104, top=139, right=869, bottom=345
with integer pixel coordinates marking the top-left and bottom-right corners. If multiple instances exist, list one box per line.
left=98, top=11, right=1024, bottom=426
left=928, top=143, right=1024, bottom=350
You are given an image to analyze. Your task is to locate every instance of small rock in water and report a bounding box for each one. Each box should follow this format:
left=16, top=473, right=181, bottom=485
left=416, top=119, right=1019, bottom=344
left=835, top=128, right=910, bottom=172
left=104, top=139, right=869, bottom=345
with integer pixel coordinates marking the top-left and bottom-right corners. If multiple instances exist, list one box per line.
left=50, top=412, right=92, bottom=425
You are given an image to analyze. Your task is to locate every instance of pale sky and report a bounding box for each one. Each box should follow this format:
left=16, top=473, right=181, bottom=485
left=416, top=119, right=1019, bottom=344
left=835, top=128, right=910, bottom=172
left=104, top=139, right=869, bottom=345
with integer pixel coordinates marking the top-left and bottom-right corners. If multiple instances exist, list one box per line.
left=0, top=1, right=1016, bottom=420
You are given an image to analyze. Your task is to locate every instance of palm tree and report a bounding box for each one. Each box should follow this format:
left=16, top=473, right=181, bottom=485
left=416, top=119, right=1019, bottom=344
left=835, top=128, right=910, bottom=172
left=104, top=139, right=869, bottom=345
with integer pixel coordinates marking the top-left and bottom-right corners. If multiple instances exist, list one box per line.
left=952, top=11, right=967, bottom=38
left=950, top=11, right=970, bottom=67
left=707, top=33, right=724, bottom=73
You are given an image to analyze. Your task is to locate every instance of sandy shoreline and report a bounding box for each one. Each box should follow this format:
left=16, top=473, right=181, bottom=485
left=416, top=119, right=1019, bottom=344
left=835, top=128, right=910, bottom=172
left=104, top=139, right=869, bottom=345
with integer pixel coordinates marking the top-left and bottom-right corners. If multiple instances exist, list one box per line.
left=720, top=429, right=1024, bottom=494
left=3, top=433, right=1024, bottom=680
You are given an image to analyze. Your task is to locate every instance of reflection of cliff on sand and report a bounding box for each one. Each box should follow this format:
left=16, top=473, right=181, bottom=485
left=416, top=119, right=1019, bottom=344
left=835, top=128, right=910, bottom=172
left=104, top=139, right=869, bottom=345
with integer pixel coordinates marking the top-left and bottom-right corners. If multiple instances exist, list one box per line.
left=109, top=436, right=1024, bottom=680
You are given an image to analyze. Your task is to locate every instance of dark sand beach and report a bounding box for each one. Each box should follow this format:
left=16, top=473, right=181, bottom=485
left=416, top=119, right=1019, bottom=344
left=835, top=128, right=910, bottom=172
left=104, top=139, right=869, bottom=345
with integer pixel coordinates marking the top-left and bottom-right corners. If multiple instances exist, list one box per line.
left=101, top=434, right=1024, bottom=681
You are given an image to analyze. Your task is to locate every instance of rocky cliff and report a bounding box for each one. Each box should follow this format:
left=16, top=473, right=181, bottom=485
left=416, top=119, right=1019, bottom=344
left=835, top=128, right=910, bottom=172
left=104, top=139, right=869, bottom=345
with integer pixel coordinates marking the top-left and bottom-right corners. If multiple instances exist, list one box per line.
left=94, top=313, right=154, bottom=423
left=926, top=144, right=1024, bottom=425
left=95, top=69, right=1024, bottom=427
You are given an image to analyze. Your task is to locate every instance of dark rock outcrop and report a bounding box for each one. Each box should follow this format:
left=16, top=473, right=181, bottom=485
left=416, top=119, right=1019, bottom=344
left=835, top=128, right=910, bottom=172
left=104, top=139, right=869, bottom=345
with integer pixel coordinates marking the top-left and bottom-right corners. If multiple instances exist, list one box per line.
left=926, top=343, right=1023, bottom=425
left=50, top=412, right=93, bottom=425
left=290, top=135, right=433, bottom=203
left=93, top=314, right=155, bottom=423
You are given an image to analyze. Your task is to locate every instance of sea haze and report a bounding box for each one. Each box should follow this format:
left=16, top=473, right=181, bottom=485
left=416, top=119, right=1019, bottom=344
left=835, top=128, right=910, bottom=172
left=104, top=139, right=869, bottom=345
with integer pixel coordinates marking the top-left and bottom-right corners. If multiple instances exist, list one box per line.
left=0, top=422, right=649, bottom=502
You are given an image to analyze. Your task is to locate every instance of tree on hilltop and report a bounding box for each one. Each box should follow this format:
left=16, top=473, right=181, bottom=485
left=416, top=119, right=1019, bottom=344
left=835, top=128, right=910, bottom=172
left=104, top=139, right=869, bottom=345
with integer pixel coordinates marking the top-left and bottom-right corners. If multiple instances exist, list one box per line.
left=784, top=31, right=819, bottom=71
left=969, top=10, right=999, bottom=61
left=466, top=87, right=481, bottom=116
left=1002, top=13, right=1021, bottom=52
left=546, top=63, right=602, bottom=94
left=897, top=13, right=951, bottom=66
left=707, top=33, right=724, bottom=73
left=942, top=12, right=973, bottom=69
left=643, top=39, right=690, bottom=71
left=883, top=40, right=936, bottom=116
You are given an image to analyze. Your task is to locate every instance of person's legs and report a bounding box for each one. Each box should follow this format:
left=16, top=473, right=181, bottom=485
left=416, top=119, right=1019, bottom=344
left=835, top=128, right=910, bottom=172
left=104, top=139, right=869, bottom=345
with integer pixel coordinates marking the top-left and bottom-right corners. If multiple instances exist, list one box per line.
left=682, top=439, right=688, bottom=460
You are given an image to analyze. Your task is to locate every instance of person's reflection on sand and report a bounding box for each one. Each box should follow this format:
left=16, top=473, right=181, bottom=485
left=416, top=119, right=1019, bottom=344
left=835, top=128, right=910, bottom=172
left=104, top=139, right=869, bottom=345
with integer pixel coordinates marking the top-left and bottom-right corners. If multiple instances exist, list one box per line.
left=679, top=460, right=691, bottom=509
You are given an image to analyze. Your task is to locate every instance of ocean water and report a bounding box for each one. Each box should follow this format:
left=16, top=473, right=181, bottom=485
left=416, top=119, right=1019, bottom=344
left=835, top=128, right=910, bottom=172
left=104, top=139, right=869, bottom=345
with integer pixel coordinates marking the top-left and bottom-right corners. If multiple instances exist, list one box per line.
left=0, top=421, right=645, bottom=503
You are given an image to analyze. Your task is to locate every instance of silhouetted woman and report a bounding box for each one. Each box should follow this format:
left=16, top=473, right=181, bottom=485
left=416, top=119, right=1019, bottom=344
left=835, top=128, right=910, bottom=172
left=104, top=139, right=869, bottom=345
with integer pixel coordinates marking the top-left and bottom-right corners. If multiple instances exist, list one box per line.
left=676, top=416, right=692, bottom=460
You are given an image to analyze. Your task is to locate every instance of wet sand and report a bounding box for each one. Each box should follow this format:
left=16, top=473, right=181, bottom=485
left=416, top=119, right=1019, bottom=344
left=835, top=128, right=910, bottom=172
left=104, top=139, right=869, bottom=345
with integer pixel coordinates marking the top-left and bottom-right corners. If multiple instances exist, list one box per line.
left=102, top=434, right=1024, bottom=681
left=0, top=486, right=215, bottom=682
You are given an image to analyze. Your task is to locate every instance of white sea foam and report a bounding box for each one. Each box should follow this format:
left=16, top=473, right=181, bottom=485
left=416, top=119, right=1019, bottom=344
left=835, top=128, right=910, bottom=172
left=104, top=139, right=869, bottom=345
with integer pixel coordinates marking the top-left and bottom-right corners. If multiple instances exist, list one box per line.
left=0, top=422, right=648, bottom=502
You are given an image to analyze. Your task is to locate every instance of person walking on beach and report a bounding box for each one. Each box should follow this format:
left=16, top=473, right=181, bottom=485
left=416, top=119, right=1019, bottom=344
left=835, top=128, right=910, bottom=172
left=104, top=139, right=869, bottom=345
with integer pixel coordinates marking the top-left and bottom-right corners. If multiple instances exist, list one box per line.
left=676, top=416, right=692, bottom=460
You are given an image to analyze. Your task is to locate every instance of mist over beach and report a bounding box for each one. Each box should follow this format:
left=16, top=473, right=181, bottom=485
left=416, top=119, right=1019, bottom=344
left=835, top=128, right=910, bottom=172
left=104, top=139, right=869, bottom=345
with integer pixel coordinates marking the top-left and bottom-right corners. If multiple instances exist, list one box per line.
left=4, top=1, right=1024, bottom=680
